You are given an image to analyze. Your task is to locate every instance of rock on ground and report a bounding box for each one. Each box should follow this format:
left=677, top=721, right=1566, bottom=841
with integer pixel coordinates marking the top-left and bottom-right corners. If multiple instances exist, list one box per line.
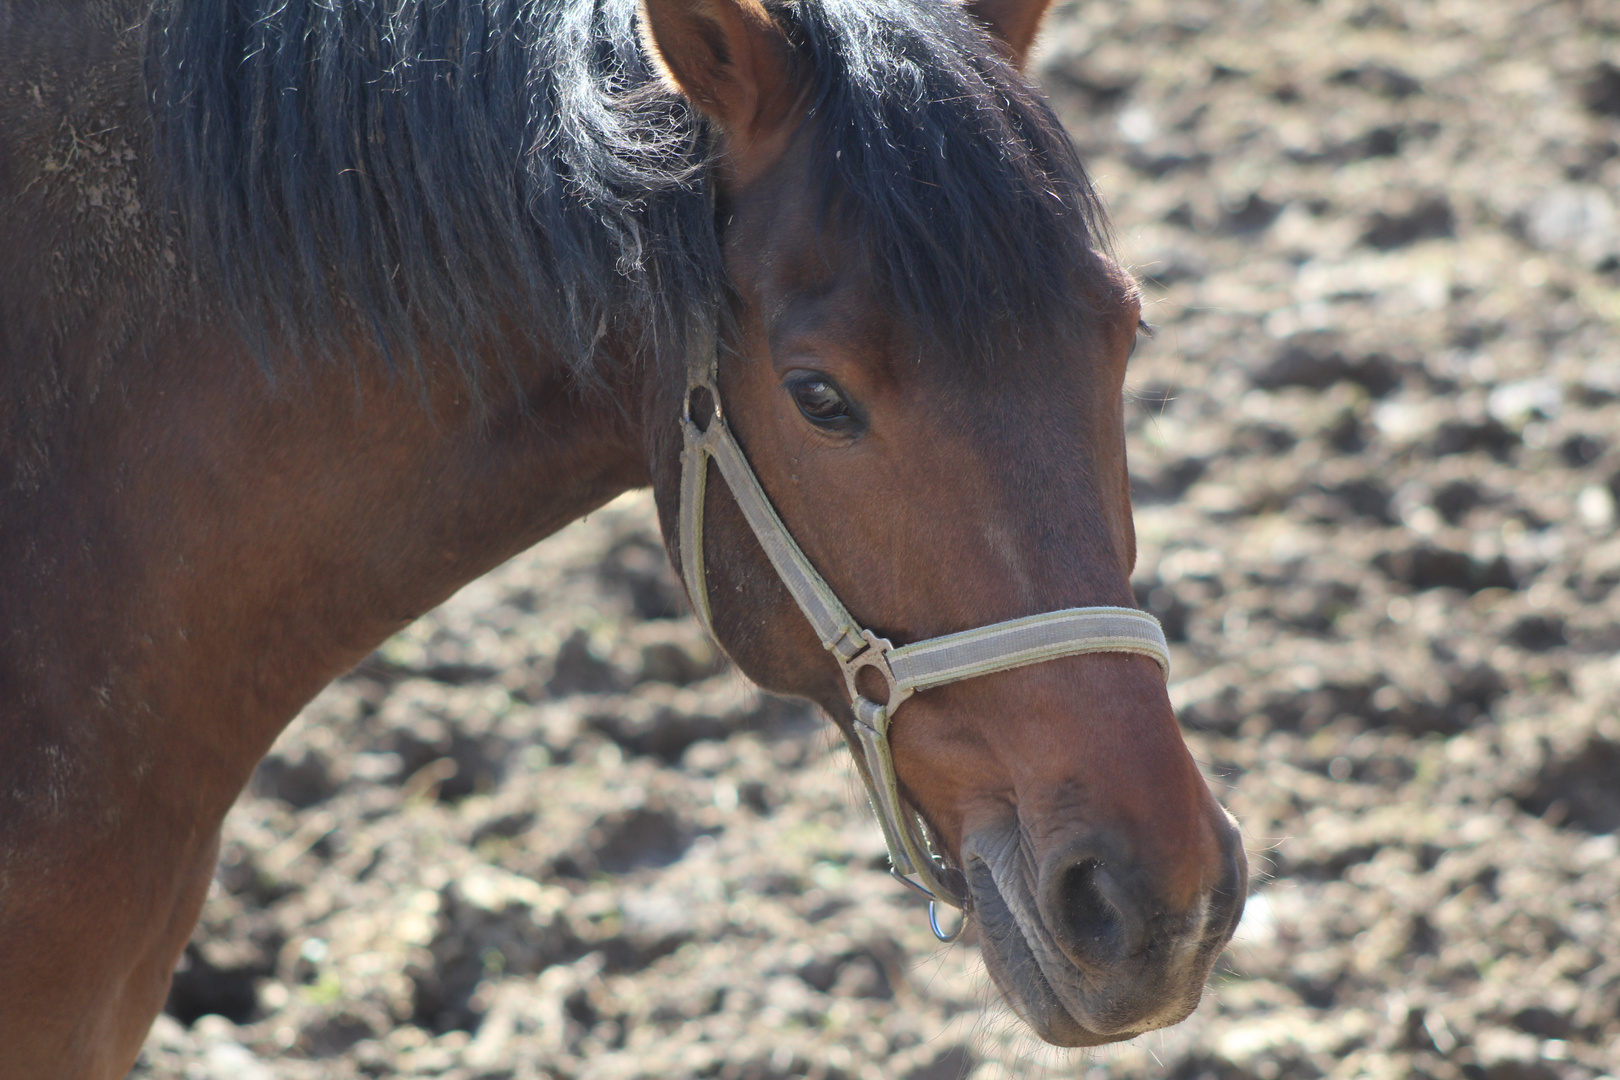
left=134, top=1, right=1620, bottom=1078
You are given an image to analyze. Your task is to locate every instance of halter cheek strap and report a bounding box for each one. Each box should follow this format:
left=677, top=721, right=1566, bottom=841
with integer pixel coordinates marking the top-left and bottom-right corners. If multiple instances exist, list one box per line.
left=676, top=345, right=1170, bottom=937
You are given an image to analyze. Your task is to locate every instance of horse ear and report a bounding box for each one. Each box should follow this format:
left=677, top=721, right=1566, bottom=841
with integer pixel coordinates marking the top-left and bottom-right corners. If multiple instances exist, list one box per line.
left=964, top=0, right=1056, bottom=68
left=640, top=0, right=798, bottom=149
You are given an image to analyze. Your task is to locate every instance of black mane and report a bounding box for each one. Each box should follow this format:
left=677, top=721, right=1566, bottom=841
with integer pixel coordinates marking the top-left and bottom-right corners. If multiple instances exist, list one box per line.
left=147, top=0, right=1109, bottom=384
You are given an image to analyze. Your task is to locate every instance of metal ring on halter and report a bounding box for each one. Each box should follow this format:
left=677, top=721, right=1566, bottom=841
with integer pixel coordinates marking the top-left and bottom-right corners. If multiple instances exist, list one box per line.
left=892, top=868, right=966, bottom=941
left=929, top=900, right=965, bottom=943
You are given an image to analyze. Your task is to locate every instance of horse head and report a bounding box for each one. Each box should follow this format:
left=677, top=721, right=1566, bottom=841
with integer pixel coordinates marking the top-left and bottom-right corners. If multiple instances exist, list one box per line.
left=638, top=0, right=1248, bottom=1046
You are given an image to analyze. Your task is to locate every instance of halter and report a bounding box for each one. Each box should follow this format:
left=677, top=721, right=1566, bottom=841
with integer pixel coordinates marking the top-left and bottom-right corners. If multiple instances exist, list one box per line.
left=677, top=342, right=1170, bottom=942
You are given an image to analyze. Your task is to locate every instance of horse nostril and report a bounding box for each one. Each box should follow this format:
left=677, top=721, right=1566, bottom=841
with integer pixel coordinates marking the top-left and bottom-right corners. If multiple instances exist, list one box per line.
left=1039, top=851, right=1146, bottom=971
left=1058, top=859, right=1121, bottom=951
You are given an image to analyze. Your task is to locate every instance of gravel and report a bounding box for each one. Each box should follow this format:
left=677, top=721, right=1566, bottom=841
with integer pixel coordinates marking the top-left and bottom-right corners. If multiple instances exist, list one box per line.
left=133, top=1, right=1620, bottom=1077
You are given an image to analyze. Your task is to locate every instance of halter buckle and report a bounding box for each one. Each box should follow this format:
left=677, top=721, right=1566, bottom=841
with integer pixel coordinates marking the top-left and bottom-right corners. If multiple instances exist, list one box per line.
left=837, top=629, right=913, bottom=715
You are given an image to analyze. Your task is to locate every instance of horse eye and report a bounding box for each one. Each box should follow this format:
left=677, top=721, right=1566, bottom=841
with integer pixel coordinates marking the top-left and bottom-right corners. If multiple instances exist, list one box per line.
left=787, top=373, right=854, bottom=428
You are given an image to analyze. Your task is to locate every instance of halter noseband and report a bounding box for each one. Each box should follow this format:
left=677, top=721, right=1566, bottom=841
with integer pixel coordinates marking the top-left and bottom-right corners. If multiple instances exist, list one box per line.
left=676, top=342, right=1170, bottom=941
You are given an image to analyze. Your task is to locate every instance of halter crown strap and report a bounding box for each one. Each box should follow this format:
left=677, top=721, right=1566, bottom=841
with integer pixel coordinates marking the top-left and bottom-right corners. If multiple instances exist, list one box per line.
left=676, top=342, right=1170, bottom=923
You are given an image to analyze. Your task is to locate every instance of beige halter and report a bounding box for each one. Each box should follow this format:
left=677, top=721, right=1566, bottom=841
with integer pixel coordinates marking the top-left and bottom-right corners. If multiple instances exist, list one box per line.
left=677, top=343, right=1169, bottom=940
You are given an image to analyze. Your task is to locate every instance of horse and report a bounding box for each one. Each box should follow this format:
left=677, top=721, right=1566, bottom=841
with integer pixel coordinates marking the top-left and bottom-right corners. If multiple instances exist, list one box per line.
left=0, top=0, right=1248, bottom=1074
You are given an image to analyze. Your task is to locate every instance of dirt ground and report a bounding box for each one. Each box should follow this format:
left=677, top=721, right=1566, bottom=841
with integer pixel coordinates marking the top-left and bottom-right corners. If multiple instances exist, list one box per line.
left=132, top=0, right=1620, bottom=1077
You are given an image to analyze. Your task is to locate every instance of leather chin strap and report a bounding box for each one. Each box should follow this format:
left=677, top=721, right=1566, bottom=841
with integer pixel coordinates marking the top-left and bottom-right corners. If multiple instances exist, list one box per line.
left=676, top=343, right=1170, bottom=938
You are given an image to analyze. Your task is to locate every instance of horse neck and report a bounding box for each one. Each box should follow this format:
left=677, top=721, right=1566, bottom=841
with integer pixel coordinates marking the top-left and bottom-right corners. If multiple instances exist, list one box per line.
left=0, top=5, right=662, bottom=822
left=0, top=322, right=651, bottom=820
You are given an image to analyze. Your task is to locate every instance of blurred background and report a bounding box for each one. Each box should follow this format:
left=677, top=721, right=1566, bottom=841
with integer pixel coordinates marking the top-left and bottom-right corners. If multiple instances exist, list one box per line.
left=134, top=0, right=1620, bottom=1077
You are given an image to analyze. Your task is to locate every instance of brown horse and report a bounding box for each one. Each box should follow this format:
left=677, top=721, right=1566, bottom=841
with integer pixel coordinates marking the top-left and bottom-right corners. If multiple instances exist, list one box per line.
left=0, top=0, right=1246, bottom=1074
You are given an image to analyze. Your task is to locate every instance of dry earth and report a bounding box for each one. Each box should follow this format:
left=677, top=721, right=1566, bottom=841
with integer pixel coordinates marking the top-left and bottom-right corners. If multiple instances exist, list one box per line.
left=133, top=0, right=1620, bottom=1077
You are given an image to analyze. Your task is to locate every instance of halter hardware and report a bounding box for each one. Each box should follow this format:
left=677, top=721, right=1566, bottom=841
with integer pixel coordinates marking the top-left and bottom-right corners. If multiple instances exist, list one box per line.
left=676, top=339, right=1170, bottom=943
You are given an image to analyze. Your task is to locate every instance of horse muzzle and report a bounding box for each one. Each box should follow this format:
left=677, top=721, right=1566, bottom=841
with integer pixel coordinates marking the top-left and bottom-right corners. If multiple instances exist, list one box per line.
left=962, top=810, right=1248, bottom=1046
